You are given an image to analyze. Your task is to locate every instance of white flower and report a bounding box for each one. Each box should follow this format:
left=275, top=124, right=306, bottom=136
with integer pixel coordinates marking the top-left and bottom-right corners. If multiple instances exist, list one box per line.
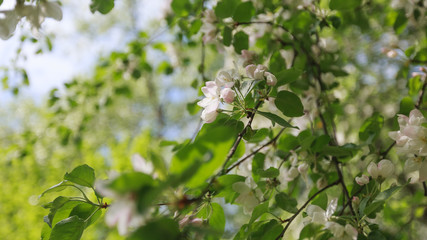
left=326, top=222, right=357, bottom=240
left=404, top=156, right=427, bottom=183
left=321, top=72, right=335, bottom=86
left=19, top=1, right=62, bottom=32
left=215, top=70, right=235, bottom=88
left=264, top=72, right=277, bottom=86
left=389, top=109, right=427, bottom=156
left=197, top=81, right=220, bottom=123
left=232, top=178, right=262, bottom=214
left=306, top=198, right=337, bottom=225
left=367, top=160, right=394, bottom=179
left=355, top=175, right=369, bottom=186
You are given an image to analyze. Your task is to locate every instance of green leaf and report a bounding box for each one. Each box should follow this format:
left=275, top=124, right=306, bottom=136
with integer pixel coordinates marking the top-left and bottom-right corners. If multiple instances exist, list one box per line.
left=252, top=153, right=265, bottom=182
left=69, top=203, right=100, bottom=228
left=257, top=111, right=297, bottom=128
left=269, top=51, right=286, bottom=75
left=215, top=0, right=239, bottom=19
left=233, top=31, right=249, bottom=54
left=40, top=181, right=74, bottom=197
left=90, top=0, right=114, bottom=14
left=329, top=0, right=362, bottom=10
left=64, top=164, right=95, bottom=188
left=374, top=185, right=401, bottom=202
left=275, top=91, right=304, bottom=117
left=368, top=231, right=387, bottom=240
left=312, top=135, right=331, bottom=153
left=209, top=203, right=226, bottom=236
left=223, top=26, right=232, bottom=46
left=49, top=216, right=85, bottom=240
left=249, top=219, right=283, bottom=240
left=233, top=2, right=255, bottom=22
left=171, top=0, right=190, bottom=17
left=44, top=196, right=70, bottom=228
left=276, top=69, right=302, bottom=86
left=393, top=10, right=407, bottom=34
left=359, top=113, right=384, bottom=143
left=363, top=200, right=384, bottom=217
left=107, top=172, right=153, bottom=194
left=128, top=218, right=180, bottom=240
left=399, top=96, right=414, bottom=115
left=300, top=223, right=322, bottom=239
left=257, top=167, right=279, bottom=178
left=414, top=48, right=427, bottom=62
left=41, top=223, right=52, bottom=240
left=275, top=192, right=298, bottom=213
left=249, top=201, right=269, bottom=224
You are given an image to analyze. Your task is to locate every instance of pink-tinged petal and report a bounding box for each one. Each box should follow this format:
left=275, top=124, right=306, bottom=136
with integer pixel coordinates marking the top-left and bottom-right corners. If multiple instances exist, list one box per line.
left=220, top=88, right=235, bottom=104
left=264, top=72, right=277, bottom=86
left=367, top=162, right=378, bottom=179
left=245, top=64, right=256, bottom=78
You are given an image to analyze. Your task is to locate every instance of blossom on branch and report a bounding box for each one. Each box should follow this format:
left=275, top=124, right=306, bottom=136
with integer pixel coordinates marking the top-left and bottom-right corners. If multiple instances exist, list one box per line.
left=367, top=159, right=394, bottom=180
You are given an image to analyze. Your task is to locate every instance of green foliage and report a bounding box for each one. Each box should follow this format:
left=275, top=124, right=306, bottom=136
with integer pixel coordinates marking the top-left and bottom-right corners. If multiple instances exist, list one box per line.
left=90, top=0, right=115, bottom=14
left=275, top=91, right=304, bottom=117
left=233, top=31, right=249, bottom=54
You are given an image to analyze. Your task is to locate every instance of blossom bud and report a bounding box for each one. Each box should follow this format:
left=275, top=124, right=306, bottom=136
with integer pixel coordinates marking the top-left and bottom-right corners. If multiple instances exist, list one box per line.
left=264, top=72, right=277, bottom=86
left=298, top=163, right=309, bottom=175
left=253, top=65, right=268, bottom=80
left=355, top=175, right=369, bottom=186
left=367, top=162, right=378, bottom=179
left=220, top=88, right=236, bottom=104
left=245, top=64, right=257, bottom=79
left=377, top=159, right=394, bottom=178
left=352, top=196, right=360, bottom=205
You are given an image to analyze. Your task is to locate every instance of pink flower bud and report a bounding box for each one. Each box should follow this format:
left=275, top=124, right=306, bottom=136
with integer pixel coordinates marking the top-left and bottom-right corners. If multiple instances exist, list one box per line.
left=220, top=88, right=235, bottom=104
left=264, top=72, right=277, bottom=86
left=352, top=196, right=360, bottom=205
left=355, top=175, right=369, bottom=185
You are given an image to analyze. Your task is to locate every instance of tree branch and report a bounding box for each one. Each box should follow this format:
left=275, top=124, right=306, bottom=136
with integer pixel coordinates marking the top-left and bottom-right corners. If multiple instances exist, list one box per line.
left=276, top=179, right=341, bottom=239
left=225, top=128, right=286, bottom=174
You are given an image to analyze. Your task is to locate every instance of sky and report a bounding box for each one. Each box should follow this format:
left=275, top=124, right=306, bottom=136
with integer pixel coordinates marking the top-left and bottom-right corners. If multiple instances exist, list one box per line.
left=0, top=0, right=169, bottom=104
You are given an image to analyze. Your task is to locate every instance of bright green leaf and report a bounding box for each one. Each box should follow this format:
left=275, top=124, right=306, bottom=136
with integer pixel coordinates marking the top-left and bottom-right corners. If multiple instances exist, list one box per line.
left=257, top=111, right=297, bottom=128
left=63, top=164, right=95, bottom=188
left=90, top=0, right=114, bottom=14
left=49, top=216, right=85, bottom=240
left=275, top=91, right=304, bottom=117
left=233, top=2, right=255, bottom=22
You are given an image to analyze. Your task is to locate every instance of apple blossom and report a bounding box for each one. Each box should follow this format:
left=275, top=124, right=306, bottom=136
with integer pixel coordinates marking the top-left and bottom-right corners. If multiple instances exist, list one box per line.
left=305, top=198, right=337, bottom=225
left=388, top=109, right=427, bottom=156
left=197, top=81, right=220, bottom=123
left=404, top=156, right=427, bottom=182
left=319, top=37, right=339, bottom=52
left=355, top=175, right=369, bottom=186
left=232, top=178, right=262, bottom=214
left=367, top=159, right=394, bottom=179
left=215, top=70, right=235, bottom=88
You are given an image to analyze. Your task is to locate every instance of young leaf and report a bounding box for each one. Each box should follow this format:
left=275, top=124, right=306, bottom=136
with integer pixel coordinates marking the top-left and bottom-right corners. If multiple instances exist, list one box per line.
left=275, top=91, right=304, bottom=117
left=233, top=31, right=249, bottom=54
left=90, top=0, right=114, bottom=14
left=209, top=203, right=226, bottom=236
left=215, top=0, right=239, bottom=19
left=49, top=216, right=85, bottom=240
left=249, top=201, right=269, bottom=224
left=233, top=2, right=255, bottom=22
left=64, top=164, right=96, bottom=188
left=257, top=111, right=297, bottom=128
left=275, top=192, right=298, bottom=213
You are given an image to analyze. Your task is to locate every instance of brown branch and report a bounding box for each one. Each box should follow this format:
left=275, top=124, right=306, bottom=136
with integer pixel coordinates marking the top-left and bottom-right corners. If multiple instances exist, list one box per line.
left=276, top=179, right=341, bottom=239
left=415, top=78, right=427, bottom=109
left=225, top=128, right=286, bottom=174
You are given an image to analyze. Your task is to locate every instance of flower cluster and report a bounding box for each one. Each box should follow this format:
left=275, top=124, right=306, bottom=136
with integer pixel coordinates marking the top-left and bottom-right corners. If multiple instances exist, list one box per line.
left=245, top=64, right=277, bottom=86
left=305, top=198, right=358, bottom=240
left=355, top=159, right=394, bottom=185
left=197, top=70, right=237, bottom=123
left=0, top=1, right=62, bottom=40
left=280, top=151, right=308, bottom=183
left=389, top=109, right=427, bottom=182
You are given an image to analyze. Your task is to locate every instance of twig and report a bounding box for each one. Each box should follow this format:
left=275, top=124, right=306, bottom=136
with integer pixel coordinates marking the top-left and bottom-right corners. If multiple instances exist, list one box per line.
left=276, top=179, right=341, bottom=239
left=225, top=128, right=286, bottom=174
